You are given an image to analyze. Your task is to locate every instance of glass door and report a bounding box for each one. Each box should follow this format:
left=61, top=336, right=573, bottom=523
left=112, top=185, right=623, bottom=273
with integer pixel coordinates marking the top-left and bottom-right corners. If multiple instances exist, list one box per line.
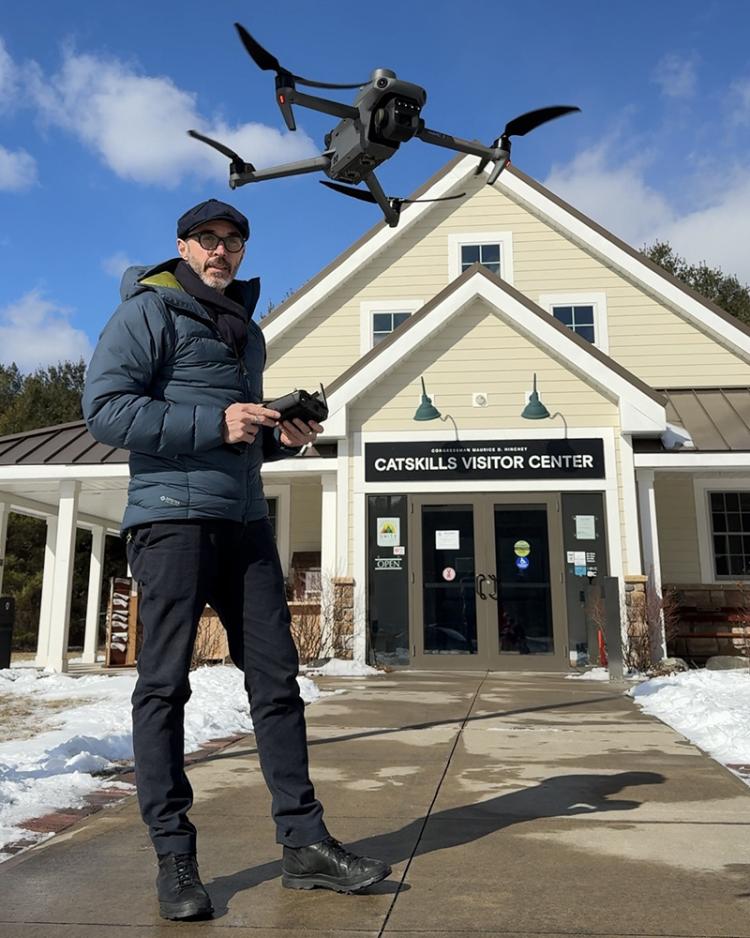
left=409, top=494, right=568, bottom=669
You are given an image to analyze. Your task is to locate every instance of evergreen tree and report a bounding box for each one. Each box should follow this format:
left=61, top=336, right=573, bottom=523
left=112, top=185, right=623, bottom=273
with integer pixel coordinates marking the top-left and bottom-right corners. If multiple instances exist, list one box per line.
left=643, top=241, right=750, bottom=326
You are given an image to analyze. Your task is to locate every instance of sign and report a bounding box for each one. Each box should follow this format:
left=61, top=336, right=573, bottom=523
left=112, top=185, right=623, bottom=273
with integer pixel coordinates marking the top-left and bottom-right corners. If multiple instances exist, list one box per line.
left=435, top=529, right=460, bottom=550
left=377, top=517, right=400, bottom=547
left=442, top=567, right=456, bottom=581
left=375, top=556, right=402, bottom=571
left=393, top=546, right=405, bottom=556
left=575, top=514, right=596, bottom=540
left=514, top=539, right=530, bottom=557
left=365, top=438, right=605, bottom=482
left=515, top=556, right=529, bottom=570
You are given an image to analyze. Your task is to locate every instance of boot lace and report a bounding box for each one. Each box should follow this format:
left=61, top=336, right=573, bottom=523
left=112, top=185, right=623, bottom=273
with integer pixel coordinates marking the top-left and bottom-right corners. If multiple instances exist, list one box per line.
left=323, top=836, right=360, bottom=866
left=173, top=853, right=198, bottom=889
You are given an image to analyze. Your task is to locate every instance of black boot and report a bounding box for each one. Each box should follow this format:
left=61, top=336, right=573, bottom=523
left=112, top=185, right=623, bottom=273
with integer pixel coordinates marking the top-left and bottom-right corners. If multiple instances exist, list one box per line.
left=282, top=837, right=391, bottom=893
left=156, top=853, right=213, bottom=920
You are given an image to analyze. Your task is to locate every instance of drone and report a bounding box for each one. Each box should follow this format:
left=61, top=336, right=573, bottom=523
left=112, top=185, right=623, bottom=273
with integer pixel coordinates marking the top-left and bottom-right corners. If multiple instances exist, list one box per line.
left=188, top=24, right=580, bottom=228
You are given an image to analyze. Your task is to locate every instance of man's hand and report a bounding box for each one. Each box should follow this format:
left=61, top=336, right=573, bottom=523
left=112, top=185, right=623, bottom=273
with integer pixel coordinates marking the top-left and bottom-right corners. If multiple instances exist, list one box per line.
left=223, top=403, right=281, bottom=444
left=279, top=418, right=324, bottom=448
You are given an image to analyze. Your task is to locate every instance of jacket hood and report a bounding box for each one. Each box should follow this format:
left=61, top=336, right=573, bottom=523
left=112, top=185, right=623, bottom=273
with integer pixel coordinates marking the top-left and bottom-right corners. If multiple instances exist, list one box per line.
left=120, top=258, right=261, bottom=317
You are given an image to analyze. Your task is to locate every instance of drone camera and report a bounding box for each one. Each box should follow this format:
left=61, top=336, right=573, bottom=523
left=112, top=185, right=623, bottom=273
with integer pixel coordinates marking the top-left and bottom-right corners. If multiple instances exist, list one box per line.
left=374, top=96, right=423, bottom=145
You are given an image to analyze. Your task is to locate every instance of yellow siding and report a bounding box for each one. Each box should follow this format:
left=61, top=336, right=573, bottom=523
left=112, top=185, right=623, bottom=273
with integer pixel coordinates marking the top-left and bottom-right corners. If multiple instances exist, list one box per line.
left=655, top=474, right=701, bottom=583
left=263, top=173, right=750, bottom=396
left=349, top=299, right=620, bottom=431
left=290, top=482, right=321, bottom=553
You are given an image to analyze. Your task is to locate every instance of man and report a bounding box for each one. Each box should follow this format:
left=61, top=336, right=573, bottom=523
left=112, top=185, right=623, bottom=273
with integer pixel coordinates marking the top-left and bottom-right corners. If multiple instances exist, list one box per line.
left=82, top=199, right=390, bottom=921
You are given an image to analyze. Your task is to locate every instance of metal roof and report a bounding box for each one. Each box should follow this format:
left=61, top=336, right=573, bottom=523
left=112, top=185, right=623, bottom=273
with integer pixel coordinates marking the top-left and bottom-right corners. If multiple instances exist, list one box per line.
left=634, top=388, right=750, bottom=453
left=0, top=420, right=337, bottom=466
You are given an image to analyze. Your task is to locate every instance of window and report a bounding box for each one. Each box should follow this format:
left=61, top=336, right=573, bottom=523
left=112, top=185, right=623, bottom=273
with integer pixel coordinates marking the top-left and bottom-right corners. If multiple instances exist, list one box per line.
left=709, top=492, right=750, bottom=577
left=448, top=232, right=514, bottom=284
left=552, top=304, right=596, bottom=344
left=360, top=299, right=423, bottom=353
left=373, top=311, right=411, bottom=346
left=460, top=242, right=500, bottom=276
left=538, top=292, right=609, bottom=353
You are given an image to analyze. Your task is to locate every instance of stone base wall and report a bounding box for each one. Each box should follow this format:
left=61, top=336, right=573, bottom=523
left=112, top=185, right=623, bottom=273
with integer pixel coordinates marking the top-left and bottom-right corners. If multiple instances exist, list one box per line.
left=666, top=583, right=750, bottom=662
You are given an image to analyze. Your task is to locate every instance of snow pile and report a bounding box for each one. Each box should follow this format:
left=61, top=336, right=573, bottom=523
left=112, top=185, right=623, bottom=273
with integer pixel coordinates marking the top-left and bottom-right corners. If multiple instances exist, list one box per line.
left=305, top=658, right=382, bottom=677
left=630, top=668, right=750, bottom=768
left=0, top=665, right=322, bottom=861
left=566, top=667, right=610, bottom=681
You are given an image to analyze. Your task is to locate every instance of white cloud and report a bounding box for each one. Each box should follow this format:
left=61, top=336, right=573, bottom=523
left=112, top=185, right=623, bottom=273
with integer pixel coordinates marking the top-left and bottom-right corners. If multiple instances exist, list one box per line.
left=0, top=36, right=18, bottom=109
left=543, top=144, right=750, bottom=284
left=0, top=144, right=37, bottom=191
left=102, top=251, right=139, bottom=278
left=29, top=47, right=318, bottom=187
left=0, top=290, right=93, bottom=370
left=730, top=77, right=750, bottom=125
left=653, top=54, right=697, bottom=99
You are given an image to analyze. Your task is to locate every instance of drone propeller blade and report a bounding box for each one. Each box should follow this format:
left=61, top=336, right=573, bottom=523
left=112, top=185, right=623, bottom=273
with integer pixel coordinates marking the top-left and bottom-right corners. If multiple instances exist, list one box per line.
left=502, top=105, right=580, bottom=140
left=187, top=129, right=252, bottom=170
left=403, top=192, right=466, bottom=205
left=234, top=23, right=366, bottom=90
left=320, top=180, right=378, bottom=203
left=234, top=22, right=282, bottom=72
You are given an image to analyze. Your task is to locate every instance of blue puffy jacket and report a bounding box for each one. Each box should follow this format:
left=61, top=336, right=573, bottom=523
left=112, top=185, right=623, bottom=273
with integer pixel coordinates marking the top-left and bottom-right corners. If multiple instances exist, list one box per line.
left=83, top=259, right=296, bottom=532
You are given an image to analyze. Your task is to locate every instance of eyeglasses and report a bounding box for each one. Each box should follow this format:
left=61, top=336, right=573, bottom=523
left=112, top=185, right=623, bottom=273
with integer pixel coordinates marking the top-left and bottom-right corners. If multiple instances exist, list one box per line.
left=188, top=231, right=245, bottom=253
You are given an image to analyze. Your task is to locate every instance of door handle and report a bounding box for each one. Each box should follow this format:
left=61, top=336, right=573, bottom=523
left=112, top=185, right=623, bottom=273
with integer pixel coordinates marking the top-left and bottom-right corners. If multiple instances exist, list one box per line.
left=487, top=574, right=498, bottom=600
left=475, top=574, right=487, bottom=600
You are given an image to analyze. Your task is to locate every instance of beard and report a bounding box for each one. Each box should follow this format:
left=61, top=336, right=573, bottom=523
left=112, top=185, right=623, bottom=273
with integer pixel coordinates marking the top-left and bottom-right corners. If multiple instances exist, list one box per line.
left=186, top=255, right=234, bottom=292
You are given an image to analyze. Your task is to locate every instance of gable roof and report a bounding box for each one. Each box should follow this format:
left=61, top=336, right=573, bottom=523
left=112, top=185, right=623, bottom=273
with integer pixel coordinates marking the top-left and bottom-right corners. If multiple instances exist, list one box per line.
left=261, top=153, right=750, bottom=362
left=325, top=263, right=666, bottom=435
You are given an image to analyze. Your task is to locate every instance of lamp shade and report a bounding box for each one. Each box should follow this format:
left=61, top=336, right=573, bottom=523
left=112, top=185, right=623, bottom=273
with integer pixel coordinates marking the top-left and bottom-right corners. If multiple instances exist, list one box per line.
left=521, top=373, right=551, bottom=420
left=413, top=376, right=442, bottom=421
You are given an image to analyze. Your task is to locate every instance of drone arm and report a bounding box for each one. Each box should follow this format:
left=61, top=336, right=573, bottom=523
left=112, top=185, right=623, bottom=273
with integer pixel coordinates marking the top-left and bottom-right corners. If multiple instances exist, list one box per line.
left=281, top=86, right=359, bottom=121
left=416, top=126, right=497, bottom=160
left=230, top=155, right=331, bottom=188
left=363, top=172, right=400, bottom=228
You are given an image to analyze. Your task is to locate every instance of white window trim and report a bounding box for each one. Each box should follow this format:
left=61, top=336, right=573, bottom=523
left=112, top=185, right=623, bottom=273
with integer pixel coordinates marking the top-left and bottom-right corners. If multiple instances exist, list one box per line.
left=538, top=291, right=609, bottom=354
left=360, top=298, right=423, bottom=355
left=448, top=231, right=514, bottom=286
left=264, top=484, right=291, bottom=576
left=693, top=477, right=750, bottom=583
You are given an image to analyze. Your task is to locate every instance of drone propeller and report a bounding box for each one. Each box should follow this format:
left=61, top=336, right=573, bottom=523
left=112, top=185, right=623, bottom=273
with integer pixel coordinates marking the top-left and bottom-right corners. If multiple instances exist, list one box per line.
left=234, top=23, right=366, bottom=91
left=475, top=105, right=580, bottom=182
left=321, top=180, right=466, bottom=211
left=187, top=129, right=255, bottom=173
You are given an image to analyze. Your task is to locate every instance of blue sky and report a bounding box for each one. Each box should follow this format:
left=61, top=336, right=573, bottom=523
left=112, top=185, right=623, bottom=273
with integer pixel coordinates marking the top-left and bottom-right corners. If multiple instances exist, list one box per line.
left=1, top=0, right=749, bottom=370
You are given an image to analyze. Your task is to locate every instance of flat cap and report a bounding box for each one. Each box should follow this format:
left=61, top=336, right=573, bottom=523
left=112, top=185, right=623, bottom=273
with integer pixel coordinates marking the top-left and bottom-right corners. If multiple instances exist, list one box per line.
left=177, top=199, right=250, bottom=241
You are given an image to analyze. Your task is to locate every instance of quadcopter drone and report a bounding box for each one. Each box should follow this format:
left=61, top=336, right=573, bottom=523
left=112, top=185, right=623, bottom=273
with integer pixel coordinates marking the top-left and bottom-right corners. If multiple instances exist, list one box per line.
left=188, top=24, right=580, bottom=228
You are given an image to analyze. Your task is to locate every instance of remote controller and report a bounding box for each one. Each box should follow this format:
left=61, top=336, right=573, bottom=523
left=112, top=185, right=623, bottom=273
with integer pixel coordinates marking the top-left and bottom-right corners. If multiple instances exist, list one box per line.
left=265, top=384, right=329, bottom=424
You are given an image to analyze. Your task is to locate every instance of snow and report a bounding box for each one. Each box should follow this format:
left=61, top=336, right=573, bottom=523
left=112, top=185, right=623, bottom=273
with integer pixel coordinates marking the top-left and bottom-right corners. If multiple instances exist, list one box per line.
left=303, top=657, right=383, bottom=677
left=566, top=667, right=644, bottom=682
left=629, top=667, right=750, bottom=770
left=0, top=664, right=324, bottom=861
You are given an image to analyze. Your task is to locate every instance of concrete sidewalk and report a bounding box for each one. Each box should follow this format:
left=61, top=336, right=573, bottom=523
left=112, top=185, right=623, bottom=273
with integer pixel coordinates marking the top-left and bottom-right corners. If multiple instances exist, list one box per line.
left=1, top=670, right=749, bottom=937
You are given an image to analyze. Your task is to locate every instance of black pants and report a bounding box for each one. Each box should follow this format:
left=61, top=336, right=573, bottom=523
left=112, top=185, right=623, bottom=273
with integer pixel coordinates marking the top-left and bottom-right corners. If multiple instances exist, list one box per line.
left=126, top=518, right=328, bottom=857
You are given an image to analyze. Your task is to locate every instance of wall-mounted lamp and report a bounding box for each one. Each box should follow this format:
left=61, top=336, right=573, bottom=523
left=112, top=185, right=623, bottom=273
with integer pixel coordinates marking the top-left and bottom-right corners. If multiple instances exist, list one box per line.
left=413, top=376, right=459, bottom=441
left=520, top=373, right=568, bottom=437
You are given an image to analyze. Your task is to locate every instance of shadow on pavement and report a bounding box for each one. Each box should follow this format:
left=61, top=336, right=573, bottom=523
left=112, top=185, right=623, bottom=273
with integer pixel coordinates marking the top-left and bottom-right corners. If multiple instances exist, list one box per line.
left=207, top=770, right=664, bottom=916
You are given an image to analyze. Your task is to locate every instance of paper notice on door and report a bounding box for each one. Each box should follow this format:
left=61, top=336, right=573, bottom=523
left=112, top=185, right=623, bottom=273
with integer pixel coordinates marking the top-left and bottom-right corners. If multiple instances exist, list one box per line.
left=575, top=515, right=596, bottom=540
left=435, top=529, right=460, bottom=550
left=573, top=551, right=586, bottom=567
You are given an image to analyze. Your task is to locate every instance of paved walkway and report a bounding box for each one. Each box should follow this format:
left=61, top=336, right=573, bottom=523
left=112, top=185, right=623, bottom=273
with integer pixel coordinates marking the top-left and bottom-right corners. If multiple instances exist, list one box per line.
left=1, top=670, right=749, bottom=937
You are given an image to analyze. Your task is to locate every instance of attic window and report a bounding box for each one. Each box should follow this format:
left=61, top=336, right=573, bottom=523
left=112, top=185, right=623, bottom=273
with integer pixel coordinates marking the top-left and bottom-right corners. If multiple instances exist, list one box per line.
left=461, top=243, right=500, bottom=276
left=373, top=311, right=411, bottom=345
left=553, top=304, right=595, bottom=344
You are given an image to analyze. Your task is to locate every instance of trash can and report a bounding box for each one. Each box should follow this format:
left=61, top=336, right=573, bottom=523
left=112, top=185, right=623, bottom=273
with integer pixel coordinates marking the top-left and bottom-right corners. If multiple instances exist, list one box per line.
left=0, top=596, right=14, bottom=670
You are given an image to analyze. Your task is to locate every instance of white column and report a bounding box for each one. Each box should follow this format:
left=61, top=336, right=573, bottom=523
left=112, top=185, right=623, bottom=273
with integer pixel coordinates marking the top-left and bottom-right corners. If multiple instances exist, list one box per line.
left=636, top=468, right=667, bottom=657
left=320, top=473, right=338, bottom=656
left=46, top=481, right=80, bottom=673
left=36, top=517, right=58, bottom=668
left=82, top=526, right=105, bottom=664
left=0, top=501, right=9, bottom=596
